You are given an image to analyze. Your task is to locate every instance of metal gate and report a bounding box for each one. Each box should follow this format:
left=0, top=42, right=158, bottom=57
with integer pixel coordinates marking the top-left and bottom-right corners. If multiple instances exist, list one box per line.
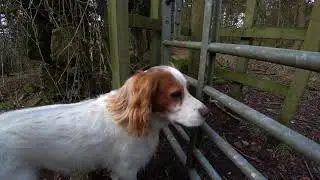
left=160, top=0, right=320, bottom=179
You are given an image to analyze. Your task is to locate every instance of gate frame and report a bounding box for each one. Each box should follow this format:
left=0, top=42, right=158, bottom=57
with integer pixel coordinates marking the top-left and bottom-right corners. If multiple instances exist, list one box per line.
left=161, top=0, right=320, bottom=179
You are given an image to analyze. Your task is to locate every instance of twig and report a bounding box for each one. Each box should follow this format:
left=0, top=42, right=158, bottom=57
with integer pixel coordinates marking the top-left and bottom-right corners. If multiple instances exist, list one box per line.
left=210, top=98, right=243, bottom=122
left=297, top=119, right=320, bottom=126
left=56, top=0, right=90, bottom=57
left=1, top=54, right=4, bottom=85
left=233, top=146, right=263, bottom=164
left=304, top=159, right=314, bottom=180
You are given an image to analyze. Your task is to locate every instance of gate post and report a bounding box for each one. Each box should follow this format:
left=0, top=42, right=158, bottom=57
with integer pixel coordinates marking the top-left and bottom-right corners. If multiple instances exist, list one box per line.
left=161, top=0, right=174, bottom=65
left=230, top=0, right=256, bottom=100
left=279, top=2, right=320, bottom=124
left=150, top=0, right=161, bottom=66
left=107, top=0, right=130, bottom=89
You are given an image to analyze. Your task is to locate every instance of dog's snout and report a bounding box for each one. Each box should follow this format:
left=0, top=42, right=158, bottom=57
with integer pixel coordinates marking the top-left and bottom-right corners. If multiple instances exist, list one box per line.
left=198, top=106, right=209, bottom=117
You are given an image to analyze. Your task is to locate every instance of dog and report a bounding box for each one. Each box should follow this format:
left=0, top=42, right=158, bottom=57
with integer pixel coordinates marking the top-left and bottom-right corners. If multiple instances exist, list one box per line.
left=0, top=65, right=209, bottom=180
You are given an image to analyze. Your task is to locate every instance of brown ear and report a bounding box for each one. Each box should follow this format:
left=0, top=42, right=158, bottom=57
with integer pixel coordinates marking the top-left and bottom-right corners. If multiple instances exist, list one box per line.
left=106, top=72, right=158, bottom=137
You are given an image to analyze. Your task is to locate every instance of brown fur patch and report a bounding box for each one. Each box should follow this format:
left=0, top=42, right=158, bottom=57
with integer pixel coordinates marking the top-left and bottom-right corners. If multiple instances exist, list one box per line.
left=106, top=69, right=183, bottom=137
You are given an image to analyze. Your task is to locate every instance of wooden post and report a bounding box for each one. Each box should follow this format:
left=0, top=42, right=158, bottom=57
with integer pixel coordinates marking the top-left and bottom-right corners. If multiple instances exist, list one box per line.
left=173, top=0, right=183, bottom=40
left=230, top=0, right=256, bottom=100
left=150, top=0, right=161, bottom=66
left=161, top=0, right=173, bottom=65
left=279, top=2, right=320, bottom=124
left=106, top=0, right=130, bottom=89
left=189, top=0, right=204, bottom=78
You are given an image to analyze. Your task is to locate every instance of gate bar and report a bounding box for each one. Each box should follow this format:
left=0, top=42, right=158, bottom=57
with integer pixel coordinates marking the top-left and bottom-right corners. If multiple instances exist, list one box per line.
left=185, top=75, right=320, bottom=164
left=201, top=123, right=267, bottom=180
left=196, top=0, right=214, bottom=98
left=187, top=0, right=215, bottom=172
left=163, top=127, right=202, bottom=180
left=163, top=40, right=320, bottom=72
left=171, top=124, right=222, bottom=180
left=172, top=124, right=265, bottom=180
left=193, top=148, right=222, bottom=180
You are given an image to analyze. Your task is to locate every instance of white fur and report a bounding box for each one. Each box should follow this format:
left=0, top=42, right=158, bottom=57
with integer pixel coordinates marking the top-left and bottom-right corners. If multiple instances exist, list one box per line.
left=0, top=66, right=206, bottom=180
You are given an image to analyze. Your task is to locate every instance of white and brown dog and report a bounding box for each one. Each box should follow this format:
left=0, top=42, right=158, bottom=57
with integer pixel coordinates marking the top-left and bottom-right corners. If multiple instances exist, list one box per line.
left=0, top=65, right=208, bottom=180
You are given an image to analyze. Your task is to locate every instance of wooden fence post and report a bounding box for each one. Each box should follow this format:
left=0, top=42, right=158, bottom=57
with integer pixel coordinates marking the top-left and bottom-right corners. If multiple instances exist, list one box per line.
left=106, top=0, right=130, bottom=89
left=279, top=2, right=320, bottom=124
left=150, top=0, right=161, bottom=66
left=161, top=0, right=173, bottom=65
left=189, top=0, right=204, bottom=78
left=231, top=0, right=256, bottom=100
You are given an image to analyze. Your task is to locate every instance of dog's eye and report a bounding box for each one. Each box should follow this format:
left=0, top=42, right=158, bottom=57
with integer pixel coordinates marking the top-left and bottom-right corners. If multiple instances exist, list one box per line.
left=170, top=91, right=182, bottom=99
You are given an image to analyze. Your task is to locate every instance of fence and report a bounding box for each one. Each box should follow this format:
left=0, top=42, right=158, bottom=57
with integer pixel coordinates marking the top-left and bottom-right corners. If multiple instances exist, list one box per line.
left=106, top=0, right=320, bottom=179
left=161, top=0, right=320, bottom=179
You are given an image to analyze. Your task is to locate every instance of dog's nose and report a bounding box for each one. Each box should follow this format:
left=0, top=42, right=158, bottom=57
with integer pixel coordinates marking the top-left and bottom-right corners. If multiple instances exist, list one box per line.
left=198, top=106, right=209, bottom=117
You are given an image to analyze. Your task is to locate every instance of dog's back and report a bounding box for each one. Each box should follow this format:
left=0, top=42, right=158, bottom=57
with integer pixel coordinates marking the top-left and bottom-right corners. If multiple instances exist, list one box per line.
left=0, top=94, right=160, bottom=180
left=0, top=98, right=104, bottom=177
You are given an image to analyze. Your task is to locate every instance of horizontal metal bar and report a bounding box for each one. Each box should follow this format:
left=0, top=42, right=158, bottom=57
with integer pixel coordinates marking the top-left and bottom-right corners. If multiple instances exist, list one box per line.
left=163, top=40, right=320, bottom=72
left=162, top=127, right=202, bottom=180
left=185, top=75, right=320, bottom=164
left=202, top=123, right=267, bottom=180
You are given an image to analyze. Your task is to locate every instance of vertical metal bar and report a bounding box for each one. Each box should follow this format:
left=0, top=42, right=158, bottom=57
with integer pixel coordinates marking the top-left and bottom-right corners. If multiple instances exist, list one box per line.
left=193, top=149, right=222, bottom=180
left=207, top=0, right=222, bottom=86
left=173, top=0, right=183, bottom=40
left=172, top=124, right=222, bottom=180
left=186, top=0, right=214, bottom=170
left=163, top=127, right=202, bottom=179
left=196, top=0, right=214, bottom=99
left=163, top=127, right=187, bottom=164
left=188, top=169, right=202, bottom=180
left=161, top=0, right=174, bottom=65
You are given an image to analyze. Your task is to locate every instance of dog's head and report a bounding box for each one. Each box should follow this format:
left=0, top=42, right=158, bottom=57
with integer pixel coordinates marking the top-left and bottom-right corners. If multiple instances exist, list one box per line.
left=106, top=65, right=208, bottom=136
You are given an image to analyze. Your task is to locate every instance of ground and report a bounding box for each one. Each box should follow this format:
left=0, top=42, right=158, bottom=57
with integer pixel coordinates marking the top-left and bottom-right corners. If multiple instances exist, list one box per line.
left=0, top=57, right=319, bottom=180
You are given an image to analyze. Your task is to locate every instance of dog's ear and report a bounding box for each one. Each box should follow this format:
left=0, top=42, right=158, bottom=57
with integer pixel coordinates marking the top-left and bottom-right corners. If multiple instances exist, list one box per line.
left=106, top=71, right=158, bottom=137
left=126, top=72, right=158, bottom=136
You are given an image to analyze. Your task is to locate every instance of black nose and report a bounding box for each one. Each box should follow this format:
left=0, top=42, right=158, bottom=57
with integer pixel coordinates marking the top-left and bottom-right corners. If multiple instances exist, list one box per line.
left=198, top=106, right=209, bottom=117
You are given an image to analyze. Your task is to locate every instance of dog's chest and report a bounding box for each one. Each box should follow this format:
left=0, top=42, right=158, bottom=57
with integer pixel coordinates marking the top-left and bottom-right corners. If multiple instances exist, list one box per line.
left=105, top=131, right=160, bottom=169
